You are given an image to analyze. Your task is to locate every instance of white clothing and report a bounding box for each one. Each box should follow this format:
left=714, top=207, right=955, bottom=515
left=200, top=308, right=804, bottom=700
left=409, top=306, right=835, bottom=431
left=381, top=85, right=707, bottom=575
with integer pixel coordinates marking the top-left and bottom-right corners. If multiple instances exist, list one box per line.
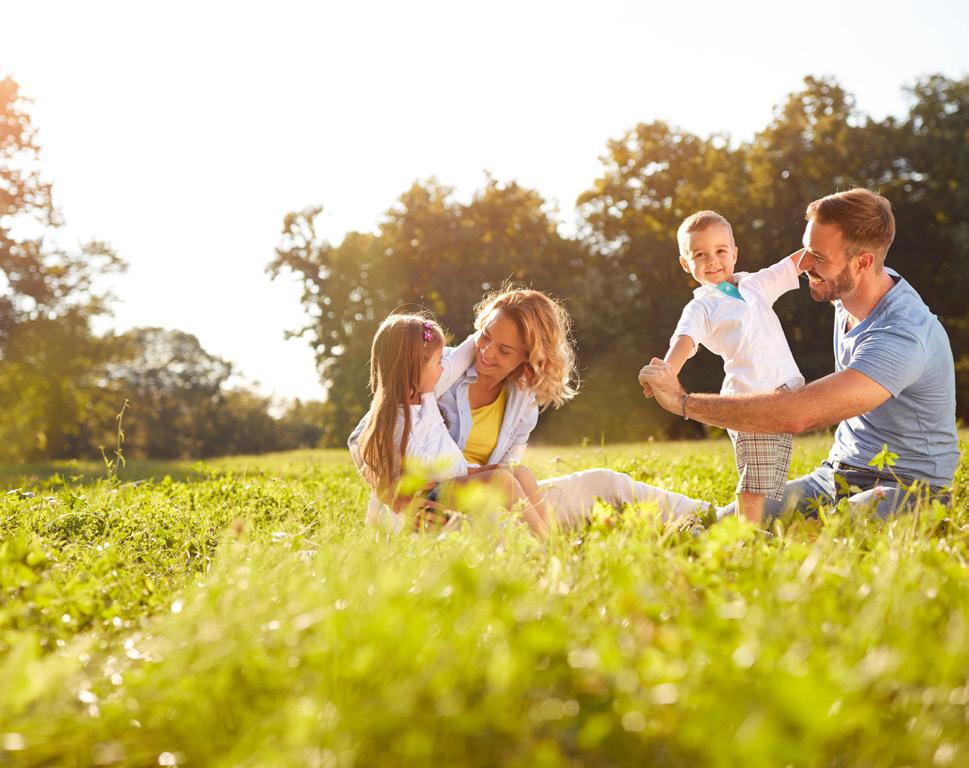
left=437, top=364, right=538, bottom=466
left=539, top=469, right=709, bottom=528
left=367, top=468, right=710, bottom=535
left=348, top=335, right=477, bottom=527
left=671, top=257, right=804, bottom=395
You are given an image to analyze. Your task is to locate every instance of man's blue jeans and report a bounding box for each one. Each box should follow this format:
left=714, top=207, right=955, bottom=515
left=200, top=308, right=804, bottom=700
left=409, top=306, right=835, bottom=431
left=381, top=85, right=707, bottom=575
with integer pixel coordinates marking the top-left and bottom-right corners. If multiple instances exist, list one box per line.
left=717, top=461, right=951, bottom=522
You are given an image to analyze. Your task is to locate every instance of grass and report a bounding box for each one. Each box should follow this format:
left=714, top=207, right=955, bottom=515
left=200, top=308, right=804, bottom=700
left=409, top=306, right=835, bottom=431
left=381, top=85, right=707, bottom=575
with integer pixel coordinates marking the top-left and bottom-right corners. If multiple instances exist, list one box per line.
left=1, top=433, right=968, bottom=767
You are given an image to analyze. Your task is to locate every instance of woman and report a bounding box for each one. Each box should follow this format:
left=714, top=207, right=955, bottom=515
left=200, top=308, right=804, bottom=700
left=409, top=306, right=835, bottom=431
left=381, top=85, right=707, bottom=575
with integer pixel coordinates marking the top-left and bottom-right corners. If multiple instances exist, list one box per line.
left=349, top=288, right=708, bottom=532
left=436, top=287, right=706, bottom=528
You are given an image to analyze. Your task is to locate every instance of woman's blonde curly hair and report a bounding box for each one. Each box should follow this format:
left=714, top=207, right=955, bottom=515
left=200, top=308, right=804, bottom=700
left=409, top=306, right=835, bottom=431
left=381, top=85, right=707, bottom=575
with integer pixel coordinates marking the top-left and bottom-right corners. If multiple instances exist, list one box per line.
left=473, top=287, right=579, bottom=411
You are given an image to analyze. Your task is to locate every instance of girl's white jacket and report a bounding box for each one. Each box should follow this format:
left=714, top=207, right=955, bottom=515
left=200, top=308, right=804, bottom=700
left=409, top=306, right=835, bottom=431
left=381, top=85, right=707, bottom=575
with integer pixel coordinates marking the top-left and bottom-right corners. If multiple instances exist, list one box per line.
left=348, top=335, right=477, bottom=532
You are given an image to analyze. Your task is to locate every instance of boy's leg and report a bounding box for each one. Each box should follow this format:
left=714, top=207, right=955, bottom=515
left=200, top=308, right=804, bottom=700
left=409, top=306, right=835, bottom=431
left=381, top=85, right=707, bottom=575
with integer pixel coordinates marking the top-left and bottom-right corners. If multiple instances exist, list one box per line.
left=737, top=493, right=766, bottom=523
left=718, top=464, right=837, bottom=521
left=729, top=431, right=794, bottom=525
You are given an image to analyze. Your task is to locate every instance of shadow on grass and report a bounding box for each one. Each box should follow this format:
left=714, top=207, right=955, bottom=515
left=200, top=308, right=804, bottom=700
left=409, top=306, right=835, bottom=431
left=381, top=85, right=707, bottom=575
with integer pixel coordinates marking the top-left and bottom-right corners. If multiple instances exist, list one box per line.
left=0, top=459, right=205, bottom=488
left=0, top=449, right=356, bottom=489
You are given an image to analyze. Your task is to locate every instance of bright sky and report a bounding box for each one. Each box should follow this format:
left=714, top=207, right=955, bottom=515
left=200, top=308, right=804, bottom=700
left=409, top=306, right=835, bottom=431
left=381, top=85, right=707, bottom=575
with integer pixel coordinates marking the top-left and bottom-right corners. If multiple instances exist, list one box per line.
left=4, top=0, right=968, bottom=402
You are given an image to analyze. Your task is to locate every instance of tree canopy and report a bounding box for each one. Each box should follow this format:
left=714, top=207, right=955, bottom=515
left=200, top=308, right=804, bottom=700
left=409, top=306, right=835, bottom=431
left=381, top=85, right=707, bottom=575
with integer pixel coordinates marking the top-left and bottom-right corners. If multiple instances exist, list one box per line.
left=275, top=74, right=969, bottom=445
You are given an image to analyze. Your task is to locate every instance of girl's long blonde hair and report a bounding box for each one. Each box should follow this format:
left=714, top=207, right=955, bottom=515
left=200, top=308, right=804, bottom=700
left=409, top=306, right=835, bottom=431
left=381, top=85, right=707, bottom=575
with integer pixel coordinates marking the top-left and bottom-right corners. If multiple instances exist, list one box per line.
left=360, top=312, right=445, bottom=496
left=474, top=287, right=578, bottom=410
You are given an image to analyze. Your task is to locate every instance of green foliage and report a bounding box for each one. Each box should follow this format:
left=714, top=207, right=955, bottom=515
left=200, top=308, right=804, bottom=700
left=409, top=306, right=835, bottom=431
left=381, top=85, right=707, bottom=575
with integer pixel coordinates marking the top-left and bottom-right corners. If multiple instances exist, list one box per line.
left=98, top=399, right=129, bottom=480
left=0, top=79, right=330, bottom=465
left=1, top=436, right=968, bottom=766
left=269, top=177, right=590, bottom=445
left=868, top=444, right=900, bottom=473
left=0, top=76, right=126, bottom=463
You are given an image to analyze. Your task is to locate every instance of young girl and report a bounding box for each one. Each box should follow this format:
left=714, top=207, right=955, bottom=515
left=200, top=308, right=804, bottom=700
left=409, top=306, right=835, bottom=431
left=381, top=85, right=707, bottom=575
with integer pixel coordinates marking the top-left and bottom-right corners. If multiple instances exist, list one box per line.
left=350, top=312, right=550, bottom=537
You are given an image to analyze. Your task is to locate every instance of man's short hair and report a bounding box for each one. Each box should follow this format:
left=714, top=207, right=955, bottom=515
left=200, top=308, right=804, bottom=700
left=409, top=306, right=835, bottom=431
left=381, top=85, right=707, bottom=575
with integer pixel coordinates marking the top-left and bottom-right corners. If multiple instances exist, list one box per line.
left=805, top=188, right=896, bottom=266
left=677, top=210, right=735, bottom=258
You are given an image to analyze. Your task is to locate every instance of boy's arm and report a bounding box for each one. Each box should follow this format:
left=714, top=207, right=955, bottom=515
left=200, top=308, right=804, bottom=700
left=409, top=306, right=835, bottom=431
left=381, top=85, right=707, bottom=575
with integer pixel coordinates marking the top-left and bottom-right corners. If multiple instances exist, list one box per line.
left=745, top=248, right=806, bottom=304
left=642, top=335, right=696, bottom=398
left=664, top=335, right=696, bottom=375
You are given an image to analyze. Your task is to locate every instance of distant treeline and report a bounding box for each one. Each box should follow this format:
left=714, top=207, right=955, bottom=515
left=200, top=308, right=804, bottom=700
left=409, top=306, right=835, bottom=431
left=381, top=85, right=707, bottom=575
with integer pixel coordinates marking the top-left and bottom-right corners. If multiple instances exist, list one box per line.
left=0, top=77, right=327, bottom=462
left=2, top=74, right=966, bottom=462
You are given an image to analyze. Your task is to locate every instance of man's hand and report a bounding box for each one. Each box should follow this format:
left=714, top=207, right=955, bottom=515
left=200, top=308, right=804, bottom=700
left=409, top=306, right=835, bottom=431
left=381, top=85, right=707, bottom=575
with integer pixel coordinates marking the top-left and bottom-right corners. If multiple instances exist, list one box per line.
left=638, top=364, right=654, bottom=398
left=638, top=358, right=687, bottom=415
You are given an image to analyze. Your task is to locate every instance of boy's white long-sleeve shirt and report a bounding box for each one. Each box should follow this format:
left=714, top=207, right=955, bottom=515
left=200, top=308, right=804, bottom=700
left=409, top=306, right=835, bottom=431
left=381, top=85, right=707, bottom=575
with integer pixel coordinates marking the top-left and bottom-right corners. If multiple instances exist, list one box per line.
left=671, top=256, right=804, bottom=395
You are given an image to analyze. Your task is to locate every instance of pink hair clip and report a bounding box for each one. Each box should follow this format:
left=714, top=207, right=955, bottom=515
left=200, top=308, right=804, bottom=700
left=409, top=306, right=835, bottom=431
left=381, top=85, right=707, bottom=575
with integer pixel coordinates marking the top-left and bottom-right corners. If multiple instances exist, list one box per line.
left=422, top=321, right=435, bottom=342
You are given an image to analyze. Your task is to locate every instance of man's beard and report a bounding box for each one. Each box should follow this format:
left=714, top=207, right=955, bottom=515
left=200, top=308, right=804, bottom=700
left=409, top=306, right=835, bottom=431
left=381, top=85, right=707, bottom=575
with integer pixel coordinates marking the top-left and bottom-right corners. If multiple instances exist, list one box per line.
left=807, top=261, right=855, bottom=303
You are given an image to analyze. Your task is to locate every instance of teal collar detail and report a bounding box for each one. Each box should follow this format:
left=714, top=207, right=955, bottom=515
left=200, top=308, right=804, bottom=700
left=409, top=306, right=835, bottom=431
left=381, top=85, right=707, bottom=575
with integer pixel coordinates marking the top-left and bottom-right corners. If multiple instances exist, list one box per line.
left=693, top=279, right=746, bottom=302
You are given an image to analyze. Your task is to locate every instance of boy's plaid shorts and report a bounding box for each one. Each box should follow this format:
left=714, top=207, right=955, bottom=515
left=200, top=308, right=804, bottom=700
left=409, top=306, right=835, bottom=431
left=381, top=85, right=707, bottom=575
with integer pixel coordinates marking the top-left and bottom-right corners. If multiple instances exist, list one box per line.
left=727, top=429, right=793, bottom=500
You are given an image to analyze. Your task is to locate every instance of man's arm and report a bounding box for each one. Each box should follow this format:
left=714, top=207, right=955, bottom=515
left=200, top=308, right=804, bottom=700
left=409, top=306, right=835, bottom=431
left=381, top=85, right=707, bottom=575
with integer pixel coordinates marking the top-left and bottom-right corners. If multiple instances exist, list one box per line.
left=639, top=358, right=891, bottom=434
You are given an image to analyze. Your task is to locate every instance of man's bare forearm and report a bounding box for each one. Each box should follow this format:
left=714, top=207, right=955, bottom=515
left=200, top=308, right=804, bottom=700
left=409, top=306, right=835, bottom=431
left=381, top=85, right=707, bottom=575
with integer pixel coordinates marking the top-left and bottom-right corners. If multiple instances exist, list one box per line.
left=684, top=390, right=804, bottom=434
left=681, top=369, right=890, bottom=435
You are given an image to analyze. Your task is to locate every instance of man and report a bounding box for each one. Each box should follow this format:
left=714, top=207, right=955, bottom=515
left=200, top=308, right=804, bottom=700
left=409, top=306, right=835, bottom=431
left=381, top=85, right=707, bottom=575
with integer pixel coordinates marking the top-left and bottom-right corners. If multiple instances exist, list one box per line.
left=639, top=188, right=959, bottom=519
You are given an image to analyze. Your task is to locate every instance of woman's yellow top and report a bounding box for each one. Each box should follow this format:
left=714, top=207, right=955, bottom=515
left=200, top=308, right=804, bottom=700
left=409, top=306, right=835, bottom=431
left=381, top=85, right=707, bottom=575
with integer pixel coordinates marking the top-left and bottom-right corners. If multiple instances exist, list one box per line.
left=463, top=387, right=508, bottom=465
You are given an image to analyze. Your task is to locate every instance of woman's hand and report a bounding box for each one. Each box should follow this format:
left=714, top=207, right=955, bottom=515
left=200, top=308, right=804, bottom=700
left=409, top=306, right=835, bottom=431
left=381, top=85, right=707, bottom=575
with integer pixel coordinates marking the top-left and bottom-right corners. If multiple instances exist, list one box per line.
left=467, top=464, right=501, bottom=475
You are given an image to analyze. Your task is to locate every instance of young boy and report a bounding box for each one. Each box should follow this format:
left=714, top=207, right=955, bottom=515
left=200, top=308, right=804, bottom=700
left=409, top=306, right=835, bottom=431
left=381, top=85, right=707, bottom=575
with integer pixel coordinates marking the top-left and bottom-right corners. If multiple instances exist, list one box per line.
left=644, top=211, right=804, bottom=522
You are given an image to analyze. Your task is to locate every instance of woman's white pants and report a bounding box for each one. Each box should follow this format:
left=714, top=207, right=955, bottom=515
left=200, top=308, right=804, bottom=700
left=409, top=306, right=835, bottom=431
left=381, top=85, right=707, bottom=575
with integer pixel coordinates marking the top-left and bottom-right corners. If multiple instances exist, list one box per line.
left=537, top=468, right=708, bottom=529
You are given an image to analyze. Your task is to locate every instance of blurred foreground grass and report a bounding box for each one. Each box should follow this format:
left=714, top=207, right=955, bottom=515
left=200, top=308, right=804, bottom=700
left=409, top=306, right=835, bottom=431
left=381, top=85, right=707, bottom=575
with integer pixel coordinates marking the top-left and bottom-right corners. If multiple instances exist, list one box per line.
left=1, top=434, right=968, bottom=767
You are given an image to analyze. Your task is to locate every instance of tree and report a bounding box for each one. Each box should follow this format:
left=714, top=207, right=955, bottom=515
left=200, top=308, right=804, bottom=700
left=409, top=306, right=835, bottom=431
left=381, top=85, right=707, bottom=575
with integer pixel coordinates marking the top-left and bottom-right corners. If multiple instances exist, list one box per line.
left=0, top=76, right=127, bottom=462
left=576, top=121, right=750, bottom=438
left=275, top=398, right=331, bottom=450
left=106, top=328, right=234, bottom=459
left=200, top=389, right=283, bottom=457
left=743, top=76, right=885, bottom=381
left=0, top=77, right=123, bottom=339
left=888, top=74, right=969, bottom=415
left=274, top=75, right=969, bottom=446
left=0, top=310, right=123, bottom=461
left=270, top=177, right=590, bottom=445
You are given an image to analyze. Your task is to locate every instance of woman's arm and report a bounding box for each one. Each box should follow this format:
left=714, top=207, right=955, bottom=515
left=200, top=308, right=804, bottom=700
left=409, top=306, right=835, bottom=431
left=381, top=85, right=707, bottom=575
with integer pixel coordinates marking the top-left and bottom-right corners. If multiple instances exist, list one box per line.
left=497, top=400, right=539, bottom=466
left=435, top=333, right=477, bottom=397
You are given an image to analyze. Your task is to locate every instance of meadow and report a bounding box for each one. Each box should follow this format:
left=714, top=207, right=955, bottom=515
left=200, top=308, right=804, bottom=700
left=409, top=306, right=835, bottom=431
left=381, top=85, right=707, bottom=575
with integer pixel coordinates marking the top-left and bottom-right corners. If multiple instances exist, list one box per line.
left=2, top=434, right=968, bottom=767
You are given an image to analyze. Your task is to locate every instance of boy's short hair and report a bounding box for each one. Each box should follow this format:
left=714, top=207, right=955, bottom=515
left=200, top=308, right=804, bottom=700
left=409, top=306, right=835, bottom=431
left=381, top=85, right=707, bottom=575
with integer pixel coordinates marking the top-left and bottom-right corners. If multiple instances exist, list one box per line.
left=805, top=188, right=895, bottom=266
left=677, top=210, right=735, bottom=258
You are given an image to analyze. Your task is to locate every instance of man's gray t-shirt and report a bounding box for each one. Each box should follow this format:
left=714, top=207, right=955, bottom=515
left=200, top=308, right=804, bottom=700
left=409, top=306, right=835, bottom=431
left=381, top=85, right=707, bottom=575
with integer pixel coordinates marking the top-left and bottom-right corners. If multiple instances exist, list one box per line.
left=828, top=270, right=959, bottom=487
